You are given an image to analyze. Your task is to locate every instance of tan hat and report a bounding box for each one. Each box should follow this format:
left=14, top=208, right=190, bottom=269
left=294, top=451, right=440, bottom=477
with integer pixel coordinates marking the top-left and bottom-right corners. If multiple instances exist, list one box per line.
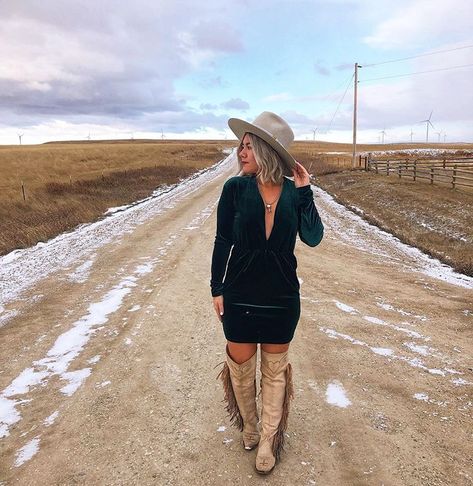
left=228, top=111, right=297, bottom=176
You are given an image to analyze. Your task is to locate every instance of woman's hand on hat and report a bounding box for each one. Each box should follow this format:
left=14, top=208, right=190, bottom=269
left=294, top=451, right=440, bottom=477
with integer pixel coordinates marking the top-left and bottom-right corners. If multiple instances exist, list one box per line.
left=213, top=295, right=224, bottom=322
left=293, top=161, right=310, bottom=188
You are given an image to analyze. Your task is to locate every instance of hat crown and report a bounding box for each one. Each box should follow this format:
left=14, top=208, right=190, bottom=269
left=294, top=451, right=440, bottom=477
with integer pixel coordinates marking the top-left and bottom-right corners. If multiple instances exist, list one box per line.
left=251, top=111, right=294, bottom=149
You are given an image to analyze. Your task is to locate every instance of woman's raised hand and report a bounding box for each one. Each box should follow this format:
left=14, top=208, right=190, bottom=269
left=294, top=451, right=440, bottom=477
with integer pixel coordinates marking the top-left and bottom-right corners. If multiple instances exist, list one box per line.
left=213, top=295, right=224, bottom=322
left=292, top=161, right=311, bottom=188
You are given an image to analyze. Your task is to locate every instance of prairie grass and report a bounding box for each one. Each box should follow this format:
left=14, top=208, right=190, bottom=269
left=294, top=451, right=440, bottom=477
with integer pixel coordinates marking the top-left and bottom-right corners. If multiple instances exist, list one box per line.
left=0, top=140, right=235, bottom=255
left=315, top=170, right=473, bottom=276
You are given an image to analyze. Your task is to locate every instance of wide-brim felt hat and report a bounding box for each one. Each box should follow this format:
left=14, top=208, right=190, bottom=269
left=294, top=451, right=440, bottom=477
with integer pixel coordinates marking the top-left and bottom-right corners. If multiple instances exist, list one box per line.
left=228, top=111, right=297, bottom=177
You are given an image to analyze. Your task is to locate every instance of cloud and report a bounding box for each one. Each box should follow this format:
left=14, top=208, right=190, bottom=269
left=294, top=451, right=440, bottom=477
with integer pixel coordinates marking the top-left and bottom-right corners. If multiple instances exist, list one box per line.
left=314, top=60, right=330, bottom=76
left=0, top=0, right=243, bottom=128
left=363, top=0, right=473, bottom=49
left=220, top=98, right=250, bottom=110
left=198, top=76, right=228, bottom=89
left=200, top=103, right=219, bottom=110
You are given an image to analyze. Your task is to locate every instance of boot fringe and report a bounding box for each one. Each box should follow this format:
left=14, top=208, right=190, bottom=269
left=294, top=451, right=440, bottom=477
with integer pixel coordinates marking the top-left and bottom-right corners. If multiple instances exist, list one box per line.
left=271, top=362, right=294, bottom=462
left=217, top=362, right=244, bottom=431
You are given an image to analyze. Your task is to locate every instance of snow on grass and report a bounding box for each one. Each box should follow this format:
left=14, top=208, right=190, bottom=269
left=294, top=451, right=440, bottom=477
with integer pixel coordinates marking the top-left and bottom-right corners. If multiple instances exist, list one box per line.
left=14, top=436, right=40, bottom=467
left=314, top=185, right=473, bottom=290
left=325, top=381, right=351, bottom=408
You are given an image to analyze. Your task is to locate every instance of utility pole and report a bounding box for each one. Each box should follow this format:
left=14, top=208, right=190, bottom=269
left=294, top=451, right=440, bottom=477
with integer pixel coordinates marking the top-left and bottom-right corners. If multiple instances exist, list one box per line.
left=352, top=62, right=362, bottom=168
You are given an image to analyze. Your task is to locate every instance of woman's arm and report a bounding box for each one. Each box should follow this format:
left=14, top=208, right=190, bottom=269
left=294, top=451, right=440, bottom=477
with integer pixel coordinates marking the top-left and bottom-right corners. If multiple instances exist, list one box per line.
left=297, top=184, right=324, bottom=247
left=292, top=161, right=323, bottom=247
left=210, top=179, right=235, bottom=296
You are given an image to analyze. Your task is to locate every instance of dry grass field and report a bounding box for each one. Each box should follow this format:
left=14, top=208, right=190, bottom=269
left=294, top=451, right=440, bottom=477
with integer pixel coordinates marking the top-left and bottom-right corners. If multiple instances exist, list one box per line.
left=0, top=140, right=235, bottom=256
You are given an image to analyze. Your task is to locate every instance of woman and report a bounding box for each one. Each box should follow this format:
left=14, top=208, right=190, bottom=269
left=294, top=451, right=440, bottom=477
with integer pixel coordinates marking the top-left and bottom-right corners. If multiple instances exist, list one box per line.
left=210, top=111, right=324, bottom=474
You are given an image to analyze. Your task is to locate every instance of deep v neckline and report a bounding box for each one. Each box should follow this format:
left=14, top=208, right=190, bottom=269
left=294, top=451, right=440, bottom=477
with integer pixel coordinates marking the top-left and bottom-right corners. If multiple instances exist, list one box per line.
left=255, top=176, right=285, bottom=242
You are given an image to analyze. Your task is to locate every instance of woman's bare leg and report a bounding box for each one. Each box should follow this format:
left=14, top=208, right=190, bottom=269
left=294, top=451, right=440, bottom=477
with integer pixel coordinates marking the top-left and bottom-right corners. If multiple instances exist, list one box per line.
left=261, top=343, right=289, bottom=353
left=227, top=341, right=258, bottom=364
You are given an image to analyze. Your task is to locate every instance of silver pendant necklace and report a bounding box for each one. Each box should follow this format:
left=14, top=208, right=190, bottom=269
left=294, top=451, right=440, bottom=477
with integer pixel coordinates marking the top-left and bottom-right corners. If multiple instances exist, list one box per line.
left=257, top=182, right=281, bottom=213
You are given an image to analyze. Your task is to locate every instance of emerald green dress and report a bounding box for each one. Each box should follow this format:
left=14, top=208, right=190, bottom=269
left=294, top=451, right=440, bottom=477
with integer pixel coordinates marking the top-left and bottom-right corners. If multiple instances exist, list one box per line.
left=210, top=174, right=324, bottom=344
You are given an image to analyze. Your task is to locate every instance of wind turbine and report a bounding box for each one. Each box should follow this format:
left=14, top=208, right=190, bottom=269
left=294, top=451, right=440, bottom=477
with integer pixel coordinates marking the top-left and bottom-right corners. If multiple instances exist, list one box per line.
left=409, top=129, right=414, bottom=143
left=379, top=128, right=386, bottom=144
left=161, top=129, right=165, bottom=140
left=419, top=110, right=434, bottom=143
left=87, top=132, right=91, bottom=141
left=312, top=128, right=318, bottom=141
left=17, top=132, right=24, bottom=145
left=436, top=131, right=442, bottom=143
left=443, top=132, right=447, bottom=143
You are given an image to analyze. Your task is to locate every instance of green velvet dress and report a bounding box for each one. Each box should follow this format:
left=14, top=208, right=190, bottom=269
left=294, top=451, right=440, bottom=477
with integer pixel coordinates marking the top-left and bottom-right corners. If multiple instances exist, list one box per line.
left=210, top=174, right=324, bottom=344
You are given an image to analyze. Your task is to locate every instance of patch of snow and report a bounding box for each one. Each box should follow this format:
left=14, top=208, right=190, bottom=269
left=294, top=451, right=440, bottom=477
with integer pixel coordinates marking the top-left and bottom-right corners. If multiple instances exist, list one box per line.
left=43, top=410, right=59, bottom=426
left=14, top=437, right=40, bottom=467
left=326, top=381, right=351, bottom=408
left=334, top=300, right=358, bottom=314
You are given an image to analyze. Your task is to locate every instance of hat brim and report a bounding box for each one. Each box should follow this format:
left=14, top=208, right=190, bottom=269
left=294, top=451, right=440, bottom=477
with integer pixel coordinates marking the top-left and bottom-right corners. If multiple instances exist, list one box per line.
left=228, top=118, right=297, bottom=177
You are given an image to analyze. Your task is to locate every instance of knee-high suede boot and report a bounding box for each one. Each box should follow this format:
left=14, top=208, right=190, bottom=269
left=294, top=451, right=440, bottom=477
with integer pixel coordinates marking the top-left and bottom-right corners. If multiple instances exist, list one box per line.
left=255, top=350, right=294, bottom=474
left=217, top=346, right=260, bottom=450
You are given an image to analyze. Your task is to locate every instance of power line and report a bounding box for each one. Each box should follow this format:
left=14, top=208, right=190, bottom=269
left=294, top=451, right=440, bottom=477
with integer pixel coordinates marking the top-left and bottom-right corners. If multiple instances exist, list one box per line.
left=363, top=44, right=473, bottom=68
left=360, top=62, right=473, bottom=83
left=327, top=73, right=354, bottom=131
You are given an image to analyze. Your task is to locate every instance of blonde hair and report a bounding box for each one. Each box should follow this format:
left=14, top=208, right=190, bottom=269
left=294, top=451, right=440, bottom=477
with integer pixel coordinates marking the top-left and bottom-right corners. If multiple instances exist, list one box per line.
left=236, top=132, right=285, bottom=185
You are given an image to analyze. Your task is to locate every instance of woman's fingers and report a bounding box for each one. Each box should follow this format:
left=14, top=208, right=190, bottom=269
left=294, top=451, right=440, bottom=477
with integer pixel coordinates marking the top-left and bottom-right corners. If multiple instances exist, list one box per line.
left=213, top=296, right=224, bottom=322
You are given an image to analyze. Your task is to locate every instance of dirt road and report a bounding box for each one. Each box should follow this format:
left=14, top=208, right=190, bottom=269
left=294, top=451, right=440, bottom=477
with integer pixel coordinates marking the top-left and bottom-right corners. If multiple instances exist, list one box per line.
left=1, top=153, right=472, bottom=485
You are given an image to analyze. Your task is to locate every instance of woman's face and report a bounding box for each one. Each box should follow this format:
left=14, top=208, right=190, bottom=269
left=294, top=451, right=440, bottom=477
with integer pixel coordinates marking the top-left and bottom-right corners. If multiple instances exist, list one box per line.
left=239, top=133, right=258, bottom=174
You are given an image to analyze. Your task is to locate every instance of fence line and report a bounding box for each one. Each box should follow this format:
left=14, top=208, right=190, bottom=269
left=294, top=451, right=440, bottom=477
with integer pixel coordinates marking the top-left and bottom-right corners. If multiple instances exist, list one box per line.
left=366, top=155, right=473, bottom=189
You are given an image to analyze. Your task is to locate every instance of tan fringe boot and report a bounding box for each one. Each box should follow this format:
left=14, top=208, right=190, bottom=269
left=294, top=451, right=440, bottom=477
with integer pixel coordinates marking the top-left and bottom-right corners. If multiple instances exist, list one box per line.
left=217, top=346, right=260, bottom=450
left=255, top=350, right=294, bottom=475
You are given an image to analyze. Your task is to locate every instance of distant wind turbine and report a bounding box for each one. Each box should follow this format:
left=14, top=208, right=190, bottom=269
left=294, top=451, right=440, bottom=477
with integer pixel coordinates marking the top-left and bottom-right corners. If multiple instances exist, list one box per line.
left=419, top=110, right=434, bottom=143
left=379, top=128, right=386, bottom=144
left=161, top=129, right=165, bottom=140
left=18, top=132, right=24, bottom=145
left=87, top=132, right=91, bottom=141
left=312, top=128, right=318, bottom=141
left=436, top=131, right=442, bottom=143
left=409, top=129, right=414, bottom=143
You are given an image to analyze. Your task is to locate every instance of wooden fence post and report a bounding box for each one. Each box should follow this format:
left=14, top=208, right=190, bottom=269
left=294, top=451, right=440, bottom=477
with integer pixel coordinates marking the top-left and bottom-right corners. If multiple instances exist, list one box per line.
left=413, top=161, right=417, bottom=181
left=387, top=161, right=390, bottom=175
left=21, top=181, right=26, bottom=201
left=430, top=167, right=434, bottom=184
left=452, top=164, right=457, bottom=189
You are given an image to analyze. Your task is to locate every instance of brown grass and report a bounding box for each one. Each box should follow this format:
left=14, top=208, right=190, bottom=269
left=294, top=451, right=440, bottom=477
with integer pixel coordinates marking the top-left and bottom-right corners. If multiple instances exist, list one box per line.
left=0, top=140, right=235, bottom=255
left=315, top=170, right=473, bottom=276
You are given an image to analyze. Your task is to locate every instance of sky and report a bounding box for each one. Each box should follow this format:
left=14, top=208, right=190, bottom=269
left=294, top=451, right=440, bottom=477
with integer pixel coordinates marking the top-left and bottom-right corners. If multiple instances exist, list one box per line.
left=1, top=0, right=472, bottom=145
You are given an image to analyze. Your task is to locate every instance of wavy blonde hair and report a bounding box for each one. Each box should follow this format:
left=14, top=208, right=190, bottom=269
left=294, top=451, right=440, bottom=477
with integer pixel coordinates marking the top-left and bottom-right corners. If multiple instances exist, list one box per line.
left=236, top=132, right=285, bottom=185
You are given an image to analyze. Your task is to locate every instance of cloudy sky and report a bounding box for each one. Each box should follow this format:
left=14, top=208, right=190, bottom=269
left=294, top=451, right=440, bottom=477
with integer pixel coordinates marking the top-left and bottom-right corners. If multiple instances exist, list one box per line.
left=1, top=0, right=472, bottom=144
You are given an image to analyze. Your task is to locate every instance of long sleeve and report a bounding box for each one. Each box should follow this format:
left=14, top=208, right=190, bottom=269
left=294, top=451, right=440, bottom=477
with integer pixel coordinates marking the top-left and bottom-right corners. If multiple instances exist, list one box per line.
left=210, top=179, right=235, bottom=297
left=297, top=184, right=324, bottom=247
